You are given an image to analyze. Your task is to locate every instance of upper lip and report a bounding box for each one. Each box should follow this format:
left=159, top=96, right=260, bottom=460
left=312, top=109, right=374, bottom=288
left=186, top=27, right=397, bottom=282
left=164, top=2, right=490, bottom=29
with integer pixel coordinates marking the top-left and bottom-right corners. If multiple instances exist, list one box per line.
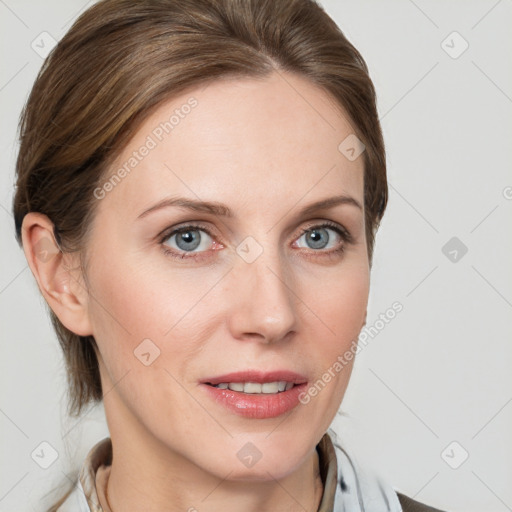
left=201, top=370, right=308, bottom=386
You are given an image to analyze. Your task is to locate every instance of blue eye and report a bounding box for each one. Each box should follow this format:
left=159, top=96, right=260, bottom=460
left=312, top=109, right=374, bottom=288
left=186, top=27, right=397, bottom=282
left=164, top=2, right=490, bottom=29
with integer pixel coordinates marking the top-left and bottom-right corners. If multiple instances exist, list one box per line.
left=159, top=221, right=352, bottom=261
left=296, top=225, right=343, bottom=251
left=161, top=224, right=215, bottom=260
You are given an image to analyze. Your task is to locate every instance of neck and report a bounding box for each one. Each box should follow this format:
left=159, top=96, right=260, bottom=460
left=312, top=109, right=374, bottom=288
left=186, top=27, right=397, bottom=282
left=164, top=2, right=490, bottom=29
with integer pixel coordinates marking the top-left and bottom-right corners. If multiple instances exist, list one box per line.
left=106, top=444, right=323, bottom=512
left=104, top=440, right=323, bottom=512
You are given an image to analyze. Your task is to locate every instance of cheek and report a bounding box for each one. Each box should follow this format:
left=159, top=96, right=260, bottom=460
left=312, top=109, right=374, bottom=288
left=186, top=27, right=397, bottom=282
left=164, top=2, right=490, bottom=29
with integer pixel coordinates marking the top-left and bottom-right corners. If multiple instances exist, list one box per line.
left=85, top=252, right=218, bottom=376
left=87, top=251, right=181, bottom=335
left=84, top=254, right=163, bottom=369
left=86, top=258, right=205, bottom=416
left=306, top=262, right=369, bottom=344
left=301, top=262, right=369, bottom=405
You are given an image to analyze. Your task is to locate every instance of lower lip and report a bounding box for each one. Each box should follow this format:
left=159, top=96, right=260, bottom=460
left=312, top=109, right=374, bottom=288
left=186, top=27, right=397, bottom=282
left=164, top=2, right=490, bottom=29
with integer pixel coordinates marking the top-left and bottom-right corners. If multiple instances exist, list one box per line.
left=200, top=383, right=308, bottom=419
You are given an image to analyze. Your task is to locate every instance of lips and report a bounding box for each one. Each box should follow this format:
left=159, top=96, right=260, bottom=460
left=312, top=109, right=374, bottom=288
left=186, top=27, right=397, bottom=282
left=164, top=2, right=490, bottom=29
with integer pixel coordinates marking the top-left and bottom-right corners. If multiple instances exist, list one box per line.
left=201, top=370, right=308, bottom=386
left=200, top=381, right=308, bottom=419
left=199, top=370, right=309, bottom=419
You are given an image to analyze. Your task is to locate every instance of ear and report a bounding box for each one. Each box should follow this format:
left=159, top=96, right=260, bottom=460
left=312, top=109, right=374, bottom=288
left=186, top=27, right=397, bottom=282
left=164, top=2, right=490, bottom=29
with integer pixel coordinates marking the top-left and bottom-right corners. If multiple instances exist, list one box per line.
left=21, top=212, right=92, bottom=336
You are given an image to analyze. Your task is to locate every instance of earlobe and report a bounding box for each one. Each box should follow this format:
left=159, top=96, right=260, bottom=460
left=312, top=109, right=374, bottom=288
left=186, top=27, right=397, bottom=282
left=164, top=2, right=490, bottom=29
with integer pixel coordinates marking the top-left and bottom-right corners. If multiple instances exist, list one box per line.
left=21, top=212, right=93, bottom=336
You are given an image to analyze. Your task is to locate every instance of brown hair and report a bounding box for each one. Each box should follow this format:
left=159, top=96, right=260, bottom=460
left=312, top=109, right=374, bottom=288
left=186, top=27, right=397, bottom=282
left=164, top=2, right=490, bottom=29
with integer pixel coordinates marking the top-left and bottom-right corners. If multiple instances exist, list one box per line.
left=13, top=0, right=386, bottom=509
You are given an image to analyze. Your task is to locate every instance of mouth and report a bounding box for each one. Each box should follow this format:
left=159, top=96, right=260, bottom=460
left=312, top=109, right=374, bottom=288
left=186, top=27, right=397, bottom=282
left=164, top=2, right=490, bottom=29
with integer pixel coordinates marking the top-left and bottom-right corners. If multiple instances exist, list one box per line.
left=205, top=381, right=298, bottom=394
left=201, top=370, right=307, bottom=390
left=200, top=370, right=308, bottom=419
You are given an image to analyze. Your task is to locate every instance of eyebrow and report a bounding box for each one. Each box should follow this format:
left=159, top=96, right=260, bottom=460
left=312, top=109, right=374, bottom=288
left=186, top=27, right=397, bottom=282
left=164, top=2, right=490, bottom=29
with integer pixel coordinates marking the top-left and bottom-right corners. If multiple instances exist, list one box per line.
left=137, top=194, right=362, bottom=220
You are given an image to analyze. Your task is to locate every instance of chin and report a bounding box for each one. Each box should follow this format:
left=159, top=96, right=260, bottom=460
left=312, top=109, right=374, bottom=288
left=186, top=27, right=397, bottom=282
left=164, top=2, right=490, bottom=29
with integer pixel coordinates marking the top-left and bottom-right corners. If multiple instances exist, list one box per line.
left=217, top=434, right=314, bottom=481
left=220, top=459, right=301, bottom=482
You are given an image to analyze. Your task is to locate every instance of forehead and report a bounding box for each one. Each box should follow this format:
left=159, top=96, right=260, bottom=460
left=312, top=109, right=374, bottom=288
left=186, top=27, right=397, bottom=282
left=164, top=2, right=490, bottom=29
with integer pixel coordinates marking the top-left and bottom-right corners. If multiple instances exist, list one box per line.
left=99, top=71, right=365, bottom=219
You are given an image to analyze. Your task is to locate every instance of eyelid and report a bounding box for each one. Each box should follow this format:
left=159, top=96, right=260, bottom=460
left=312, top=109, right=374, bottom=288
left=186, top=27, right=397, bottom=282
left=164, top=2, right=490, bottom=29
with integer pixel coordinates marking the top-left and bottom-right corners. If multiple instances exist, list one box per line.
left=297, top=220, right=353, bottom=245
left=157, top=221, right=217, bottom=244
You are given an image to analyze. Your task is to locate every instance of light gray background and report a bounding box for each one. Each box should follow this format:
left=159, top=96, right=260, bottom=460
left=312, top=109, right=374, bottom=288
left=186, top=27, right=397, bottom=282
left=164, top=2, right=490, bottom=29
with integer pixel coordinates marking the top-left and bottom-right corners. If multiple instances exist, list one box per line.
left=1, top=1, right=511, bottom=511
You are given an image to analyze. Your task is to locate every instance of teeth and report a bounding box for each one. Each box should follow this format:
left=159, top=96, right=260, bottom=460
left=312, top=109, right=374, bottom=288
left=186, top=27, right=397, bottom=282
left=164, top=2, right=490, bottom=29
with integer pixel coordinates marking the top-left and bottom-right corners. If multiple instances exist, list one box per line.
left=261, top=382, right=279, bottom=393
left=211, top=381, right=296, bottom=394
left=242, top=382, right=261, bottom=393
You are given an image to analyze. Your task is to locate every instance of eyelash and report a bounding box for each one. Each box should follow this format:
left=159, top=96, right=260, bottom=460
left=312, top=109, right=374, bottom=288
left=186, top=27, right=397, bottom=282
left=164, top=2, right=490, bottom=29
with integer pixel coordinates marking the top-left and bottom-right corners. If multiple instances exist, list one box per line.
left=158, top=221, right=353, bottom=262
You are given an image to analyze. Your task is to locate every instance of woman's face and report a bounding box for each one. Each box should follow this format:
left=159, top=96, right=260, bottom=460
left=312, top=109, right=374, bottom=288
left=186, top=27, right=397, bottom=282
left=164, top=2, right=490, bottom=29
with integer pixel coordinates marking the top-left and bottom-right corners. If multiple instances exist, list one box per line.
left=85, top=70, right=369, bottom=480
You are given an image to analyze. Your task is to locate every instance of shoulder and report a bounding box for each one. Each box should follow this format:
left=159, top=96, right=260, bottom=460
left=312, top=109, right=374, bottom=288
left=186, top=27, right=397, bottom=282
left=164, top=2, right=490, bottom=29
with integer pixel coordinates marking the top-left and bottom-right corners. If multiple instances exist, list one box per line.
left=397, top=491, right=448, bottom=512
left=323, top=431, right=449, bottom=512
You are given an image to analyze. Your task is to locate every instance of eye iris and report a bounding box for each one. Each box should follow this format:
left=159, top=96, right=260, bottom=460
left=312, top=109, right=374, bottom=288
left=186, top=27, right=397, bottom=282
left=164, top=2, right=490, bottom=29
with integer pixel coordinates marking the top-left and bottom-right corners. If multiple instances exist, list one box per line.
left=306, top=228, right=329, bottom=249
left=176, top=230, right=201, bottom=251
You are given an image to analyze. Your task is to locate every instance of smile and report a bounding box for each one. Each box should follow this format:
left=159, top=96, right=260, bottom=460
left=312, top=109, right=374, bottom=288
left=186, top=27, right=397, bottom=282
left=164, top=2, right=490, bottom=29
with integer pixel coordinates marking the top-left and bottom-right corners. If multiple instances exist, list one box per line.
left=206, top=381, right=296, bottom=394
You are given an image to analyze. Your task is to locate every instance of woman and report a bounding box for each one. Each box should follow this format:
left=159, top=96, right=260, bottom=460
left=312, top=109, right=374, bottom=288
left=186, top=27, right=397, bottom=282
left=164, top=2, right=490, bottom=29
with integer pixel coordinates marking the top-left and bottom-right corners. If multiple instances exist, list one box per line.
left=13, top=0, right=446, bottom=510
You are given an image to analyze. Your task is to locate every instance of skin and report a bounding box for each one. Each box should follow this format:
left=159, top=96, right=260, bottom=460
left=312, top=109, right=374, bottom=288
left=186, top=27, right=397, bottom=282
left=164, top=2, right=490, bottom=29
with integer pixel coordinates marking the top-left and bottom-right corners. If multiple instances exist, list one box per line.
left=22, top=70, right=369, bottom=512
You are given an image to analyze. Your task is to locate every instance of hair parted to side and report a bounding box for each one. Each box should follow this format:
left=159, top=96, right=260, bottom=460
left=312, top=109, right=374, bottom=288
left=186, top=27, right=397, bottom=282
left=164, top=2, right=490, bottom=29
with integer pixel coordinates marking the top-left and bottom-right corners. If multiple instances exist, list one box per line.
left=13, top=1, right=387, bottom=508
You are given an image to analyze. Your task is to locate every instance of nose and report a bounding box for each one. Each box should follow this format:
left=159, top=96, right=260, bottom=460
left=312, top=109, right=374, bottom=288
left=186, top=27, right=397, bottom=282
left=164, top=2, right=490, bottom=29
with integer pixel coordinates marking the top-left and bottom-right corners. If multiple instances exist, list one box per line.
left=227, top=244, right=297, bottom=345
